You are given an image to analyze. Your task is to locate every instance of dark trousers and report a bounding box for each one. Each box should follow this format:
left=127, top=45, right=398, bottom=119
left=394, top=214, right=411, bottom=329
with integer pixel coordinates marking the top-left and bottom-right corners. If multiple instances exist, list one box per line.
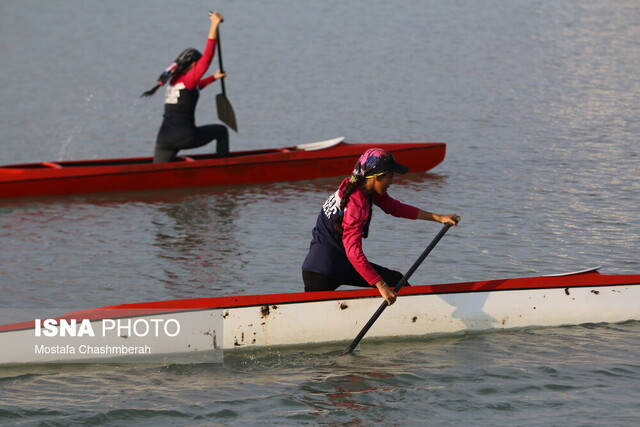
left=154, top=124, right=229, bottom=163
left=302, top=264, right=405, bottom=292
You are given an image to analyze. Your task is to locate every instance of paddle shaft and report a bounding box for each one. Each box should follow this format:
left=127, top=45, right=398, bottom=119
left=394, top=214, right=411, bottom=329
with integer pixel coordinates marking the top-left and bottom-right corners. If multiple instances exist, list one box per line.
left=342, top=218, right=459, bottom=355
left=217, top=31, right=227, bottom=96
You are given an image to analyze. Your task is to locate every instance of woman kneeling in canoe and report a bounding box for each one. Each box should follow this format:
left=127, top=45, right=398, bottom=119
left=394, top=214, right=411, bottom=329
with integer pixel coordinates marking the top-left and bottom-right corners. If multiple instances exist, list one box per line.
left=302, top=149, right=458, bottom=305
left=142, top=11, right=229, bottom=163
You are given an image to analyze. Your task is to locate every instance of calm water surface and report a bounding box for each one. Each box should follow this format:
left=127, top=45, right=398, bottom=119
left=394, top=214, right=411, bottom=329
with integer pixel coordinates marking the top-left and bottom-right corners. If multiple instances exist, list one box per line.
left=1, top=0, right=639, bottom=425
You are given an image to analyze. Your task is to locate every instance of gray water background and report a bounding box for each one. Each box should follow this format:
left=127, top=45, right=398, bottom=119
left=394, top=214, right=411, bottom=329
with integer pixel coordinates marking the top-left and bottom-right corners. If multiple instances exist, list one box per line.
left=1, top=0, right=639, bottom=425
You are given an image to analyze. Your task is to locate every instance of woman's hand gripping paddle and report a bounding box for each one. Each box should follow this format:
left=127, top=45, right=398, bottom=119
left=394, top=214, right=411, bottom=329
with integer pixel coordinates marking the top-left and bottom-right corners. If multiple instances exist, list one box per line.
left=212, top=17, right=238, bottom=132
left=341, top=216, right=461, bottom=355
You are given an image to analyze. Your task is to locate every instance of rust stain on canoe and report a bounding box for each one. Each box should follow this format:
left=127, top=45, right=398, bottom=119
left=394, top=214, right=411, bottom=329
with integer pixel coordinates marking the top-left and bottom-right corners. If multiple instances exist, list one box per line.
left=203, top=330, right=218, bottom=349
left=261, top=305, right=278, bottom=317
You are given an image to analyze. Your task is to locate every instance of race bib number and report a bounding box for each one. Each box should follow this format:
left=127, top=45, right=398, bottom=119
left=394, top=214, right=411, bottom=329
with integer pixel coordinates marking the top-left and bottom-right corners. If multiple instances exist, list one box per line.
left=164, top=83, right=186, bottom=104
left=322, top=191, right=342, bottom=219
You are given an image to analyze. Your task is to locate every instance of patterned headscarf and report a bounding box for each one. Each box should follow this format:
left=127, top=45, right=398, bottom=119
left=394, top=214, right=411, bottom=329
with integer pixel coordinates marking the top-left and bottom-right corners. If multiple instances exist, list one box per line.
left=350, top=148, right=408, bottom=182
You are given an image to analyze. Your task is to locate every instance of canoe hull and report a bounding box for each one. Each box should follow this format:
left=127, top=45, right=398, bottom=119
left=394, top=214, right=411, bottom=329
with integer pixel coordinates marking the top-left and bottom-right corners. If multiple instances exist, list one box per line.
left=225, top=284, right=639, bottom=348
left=1, top=270, right=638, bottom=365
left=0, top=141, right=446, bottom=199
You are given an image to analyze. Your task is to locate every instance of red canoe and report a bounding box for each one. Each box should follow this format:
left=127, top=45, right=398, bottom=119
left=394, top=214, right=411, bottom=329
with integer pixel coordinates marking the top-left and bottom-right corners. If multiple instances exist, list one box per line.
left=0, top=138, right=446, bottom=199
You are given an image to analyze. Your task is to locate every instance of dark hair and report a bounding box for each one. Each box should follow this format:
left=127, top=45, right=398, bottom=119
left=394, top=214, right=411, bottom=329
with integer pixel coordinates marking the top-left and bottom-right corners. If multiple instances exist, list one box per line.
left=332, top=176, right=367, bottom=239
left=141, top=48, right=203, bottom=97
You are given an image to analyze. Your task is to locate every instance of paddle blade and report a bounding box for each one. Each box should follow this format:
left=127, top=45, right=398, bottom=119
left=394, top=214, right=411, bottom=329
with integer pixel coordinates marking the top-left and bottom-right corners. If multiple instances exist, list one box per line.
left=216, top=93, right=238, bottom=132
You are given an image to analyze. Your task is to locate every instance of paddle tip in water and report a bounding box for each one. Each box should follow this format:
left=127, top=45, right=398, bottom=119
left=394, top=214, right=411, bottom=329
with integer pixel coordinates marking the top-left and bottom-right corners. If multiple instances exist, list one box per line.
left=340, top=347, right=355, bottom=356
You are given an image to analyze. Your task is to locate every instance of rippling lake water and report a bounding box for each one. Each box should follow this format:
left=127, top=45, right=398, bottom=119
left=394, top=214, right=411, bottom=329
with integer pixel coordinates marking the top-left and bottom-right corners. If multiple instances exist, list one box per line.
left=1, top=0, right=639, bottom=425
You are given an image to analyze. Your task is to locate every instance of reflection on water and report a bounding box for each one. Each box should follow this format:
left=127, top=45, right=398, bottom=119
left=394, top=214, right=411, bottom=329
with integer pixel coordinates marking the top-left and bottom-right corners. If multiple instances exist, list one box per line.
left=299, top=372, right=397, bottom=423
left=152, top=196, right=240, bottom=298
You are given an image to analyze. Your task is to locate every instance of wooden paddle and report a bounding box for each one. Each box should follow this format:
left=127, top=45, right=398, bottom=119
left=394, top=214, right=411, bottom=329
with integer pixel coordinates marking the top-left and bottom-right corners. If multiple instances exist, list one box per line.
left=215, top=29, right=238, bottom=132
left=341, top=215, right=461, bottom=355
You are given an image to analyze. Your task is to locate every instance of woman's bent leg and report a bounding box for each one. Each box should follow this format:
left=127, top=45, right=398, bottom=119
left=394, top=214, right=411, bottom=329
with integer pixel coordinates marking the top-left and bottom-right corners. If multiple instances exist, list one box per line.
left=302, top=270, right=341, bottom=292
left=373, top=264, right=406, bottom=287
left=342, top=263, right=406, bottom=288
left=195, top=124, right=229, bottom=157
left=302, top=265, right=405, bottom=292
left=153, top=146, right=179, bottom=163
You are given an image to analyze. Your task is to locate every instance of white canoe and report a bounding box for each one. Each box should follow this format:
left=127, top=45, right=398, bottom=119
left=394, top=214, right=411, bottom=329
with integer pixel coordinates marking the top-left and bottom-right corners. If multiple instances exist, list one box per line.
left=1, top=268, right=638, bottom=366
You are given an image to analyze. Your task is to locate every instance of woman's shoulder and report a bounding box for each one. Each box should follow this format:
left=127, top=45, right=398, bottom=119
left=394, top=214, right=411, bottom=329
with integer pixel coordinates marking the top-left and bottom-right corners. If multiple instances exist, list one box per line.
left=344, top=186, right=369, bottom=215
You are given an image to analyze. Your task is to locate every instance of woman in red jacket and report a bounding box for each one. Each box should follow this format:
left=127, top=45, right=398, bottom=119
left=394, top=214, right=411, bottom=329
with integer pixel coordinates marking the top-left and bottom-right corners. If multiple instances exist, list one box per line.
left=142, top=11, right=229, bottom=163
left=302, top=148, right=459, bottom=305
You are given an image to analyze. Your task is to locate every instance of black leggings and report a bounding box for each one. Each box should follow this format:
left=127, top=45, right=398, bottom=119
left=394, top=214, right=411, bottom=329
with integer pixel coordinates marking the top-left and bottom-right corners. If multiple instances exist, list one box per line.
left=302, top=264, right=406, bottom=292
left=154, top=124, right=229, bottom=163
